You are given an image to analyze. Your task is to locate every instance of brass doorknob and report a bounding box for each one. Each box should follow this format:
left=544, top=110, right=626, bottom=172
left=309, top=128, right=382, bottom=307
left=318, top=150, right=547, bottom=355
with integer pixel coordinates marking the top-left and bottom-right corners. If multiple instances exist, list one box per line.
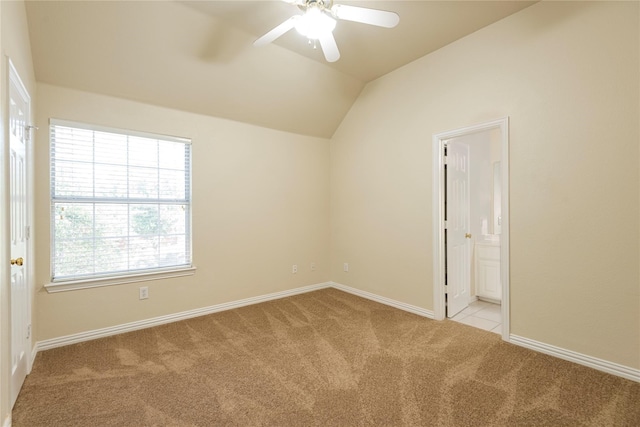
left=465, top=233, right=472, bottom=239
left=10, top=257, right=24, bottom=266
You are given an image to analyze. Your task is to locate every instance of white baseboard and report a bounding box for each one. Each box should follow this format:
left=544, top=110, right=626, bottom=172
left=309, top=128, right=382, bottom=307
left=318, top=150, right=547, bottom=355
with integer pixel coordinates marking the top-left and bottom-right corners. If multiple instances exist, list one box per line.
left=36, top=282, right=331, bottom=351
left=330, top=281, right=434, bottom=319
left=32, top=281, right=638, bottom=384
left=510, top=335, right=640, bottom=383
left=3, top=414, right=11, bottom=427
left=35, top=281, right=433, bottom=352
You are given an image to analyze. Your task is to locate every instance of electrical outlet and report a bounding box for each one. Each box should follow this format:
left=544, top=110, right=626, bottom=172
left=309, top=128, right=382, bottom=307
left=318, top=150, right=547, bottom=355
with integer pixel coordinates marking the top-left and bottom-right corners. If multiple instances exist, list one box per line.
left=292, top=264, right=298, bottom=274
left=343, top=263, right=349, bottom=272
left=311, top=262, right=316, bottom=272
left=139, top=286, right=149, bottom=300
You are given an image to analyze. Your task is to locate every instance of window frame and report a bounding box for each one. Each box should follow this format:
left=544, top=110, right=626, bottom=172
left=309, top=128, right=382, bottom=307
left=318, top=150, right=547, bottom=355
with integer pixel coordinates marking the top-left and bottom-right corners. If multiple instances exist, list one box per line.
left=45, top=119, right=195, bottom=293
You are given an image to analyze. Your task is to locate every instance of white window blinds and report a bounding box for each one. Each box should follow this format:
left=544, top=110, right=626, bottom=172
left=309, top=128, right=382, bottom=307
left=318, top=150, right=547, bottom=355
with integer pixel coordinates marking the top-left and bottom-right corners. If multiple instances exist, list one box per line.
left=50, top=119, right=192, bottom=282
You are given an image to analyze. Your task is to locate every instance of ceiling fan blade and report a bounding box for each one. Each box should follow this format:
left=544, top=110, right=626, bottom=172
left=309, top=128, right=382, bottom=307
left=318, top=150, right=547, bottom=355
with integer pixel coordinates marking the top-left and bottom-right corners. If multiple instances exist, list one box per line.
left=281, top=0, right=306, bottom=4
left=318, top=32, right=340, bottom=62
left=331, top=4, right=400, bottom=28
left=253, top=16, right=299, bottom=47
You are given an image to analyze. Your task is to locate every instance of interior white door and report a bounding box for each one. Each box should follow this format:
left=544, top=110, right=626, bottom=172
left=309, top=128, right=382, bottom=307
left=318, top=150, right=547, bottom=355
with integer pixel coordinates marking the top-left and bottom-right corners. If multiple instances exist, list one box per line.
left=9, top=61, right=31, bottom=408
left=446, top=141, right=471, bottom=318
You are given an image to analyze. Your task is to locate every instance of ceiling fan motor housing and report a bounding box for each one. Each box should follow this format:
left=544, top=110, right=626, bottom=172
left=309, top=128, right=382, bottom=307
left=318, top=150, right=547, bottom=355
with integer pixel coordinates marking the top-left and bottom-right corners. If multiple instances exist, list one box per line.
left=298, top=0, right=334, bottom=13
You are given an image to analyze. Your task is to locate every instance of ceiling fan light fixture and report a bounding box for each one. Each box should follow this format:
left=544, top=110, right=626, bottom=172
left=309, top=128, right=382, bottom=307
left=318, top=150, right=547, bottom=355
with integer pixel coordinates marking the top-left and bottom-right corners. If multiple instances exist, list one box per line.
left=294, top=7, right=336, bottom=40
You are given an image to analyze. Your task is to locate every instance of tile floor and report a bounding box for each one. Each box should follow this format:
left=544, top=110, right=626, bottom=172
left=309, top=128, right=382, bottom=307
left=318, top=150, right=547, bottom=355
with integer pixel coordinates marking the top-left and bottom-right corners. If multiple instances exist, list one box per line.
left=449, top=299, right=502, bottom=335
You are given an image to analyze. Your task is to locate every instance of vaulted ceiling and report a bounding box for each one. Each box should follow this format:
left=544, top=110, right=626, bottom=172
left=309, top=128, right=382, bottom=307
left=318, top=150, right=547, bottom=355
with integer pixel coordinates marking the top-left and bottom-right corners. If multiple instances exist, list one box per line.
left=25, top=1, right=535, bottom=138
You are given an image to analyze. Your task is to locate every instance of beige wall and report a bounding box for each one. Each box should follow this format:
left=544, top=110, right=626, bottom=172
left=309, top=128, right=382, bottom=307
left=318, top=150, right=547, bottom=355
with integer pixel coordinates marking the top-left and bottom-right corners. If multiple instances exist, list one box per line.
left=330, top=1, right=639, bottom=369
left=34, top=84, right=330, bottom=341
left=1, top=0, right=37, bottom=422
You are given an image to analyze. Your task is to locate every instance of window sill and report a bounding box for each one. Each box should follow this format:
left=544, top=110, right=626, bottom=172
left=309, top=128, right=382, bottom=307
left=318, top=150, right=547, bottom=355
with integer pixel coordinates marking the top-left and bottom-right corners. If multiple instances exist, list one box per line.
left=43, top=266, right=197, bottom=293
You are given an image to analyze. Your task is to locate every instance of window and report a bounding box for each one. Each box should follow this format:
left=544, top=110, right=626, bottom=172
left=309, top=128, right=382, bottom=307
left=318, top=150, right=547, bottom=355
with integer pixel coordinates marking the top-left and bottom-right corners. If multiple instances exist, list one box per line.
left=50, top=119, right=192, bottom=284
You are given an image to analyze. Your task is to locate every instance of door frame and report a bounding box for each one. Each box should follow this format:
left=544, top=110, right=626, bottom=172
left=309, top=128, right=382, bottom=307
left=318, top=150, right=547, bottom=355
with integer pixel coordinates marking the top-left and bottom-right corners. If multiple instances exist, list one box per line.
left=432, top=117, right=510, bottom=341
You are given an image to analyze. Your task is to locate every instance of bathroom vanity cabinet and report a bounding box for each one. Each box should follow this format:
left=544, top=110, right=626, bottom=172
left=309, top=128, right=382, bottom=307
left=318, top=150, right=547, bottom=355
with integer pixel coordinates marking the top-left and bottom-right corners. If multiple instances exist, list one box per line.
left=475, top=241, right=501, bottom=302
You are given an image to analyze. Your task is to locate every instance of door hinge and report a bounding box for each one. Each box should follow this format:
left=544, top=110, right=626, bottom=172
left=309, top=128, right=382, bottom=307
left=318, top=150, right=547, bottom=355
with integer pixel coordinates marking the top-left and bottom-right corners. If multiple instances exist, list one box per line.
left=25, top=225, right=31, bottom=240
left=443, top=155, right=448, bottom=165
left=25, top=125, right=38, bottom=142
left=444, top=220, right=448, bottom=229
left=26, top=324, right=31, bottom=340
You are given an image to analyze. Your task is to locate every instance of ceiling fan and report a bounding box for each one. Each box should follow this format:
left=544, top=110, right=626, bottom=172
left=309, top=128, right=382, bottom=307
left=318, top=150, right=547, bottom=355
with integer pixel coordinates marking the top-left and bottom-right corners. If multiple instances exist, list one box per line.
left=253, top=0, right=400, bottom=63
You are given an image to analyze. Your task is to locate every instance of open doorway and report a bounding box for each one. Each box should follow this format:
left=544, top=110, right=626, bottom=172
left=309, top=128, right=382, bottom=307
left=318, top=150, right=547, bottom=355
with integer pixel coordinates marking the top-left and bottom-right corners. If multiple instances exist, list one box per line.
left=432, top=118, right=510, bottom=341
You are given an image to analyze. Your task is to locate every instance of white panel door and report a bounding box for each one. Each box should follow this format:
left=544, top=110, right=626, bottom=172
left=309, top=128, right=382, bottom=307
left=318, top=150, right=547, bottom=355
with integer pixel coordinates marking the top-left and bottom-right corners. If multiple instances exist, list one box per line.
left=446, top=141, right=471, bottom=318
left=9, top=62, right=31, bottom=408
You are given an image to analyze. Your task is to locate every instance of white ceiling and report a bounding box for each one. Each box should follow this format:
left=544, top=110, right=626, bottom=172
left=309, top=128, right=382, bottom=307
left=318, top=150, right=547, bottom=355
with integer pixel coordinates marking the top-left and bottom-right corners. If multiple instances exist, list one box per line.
left=25, top=1, right=535, bottom=138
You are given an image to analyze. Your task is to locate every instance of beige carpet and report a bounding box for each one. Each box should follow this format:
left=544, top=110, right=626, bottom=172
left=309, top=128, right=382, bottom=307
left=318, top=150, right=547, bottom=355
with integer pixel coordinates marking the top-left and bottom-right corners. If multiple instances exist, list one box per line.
left=13, top=288, right=640, bottom=426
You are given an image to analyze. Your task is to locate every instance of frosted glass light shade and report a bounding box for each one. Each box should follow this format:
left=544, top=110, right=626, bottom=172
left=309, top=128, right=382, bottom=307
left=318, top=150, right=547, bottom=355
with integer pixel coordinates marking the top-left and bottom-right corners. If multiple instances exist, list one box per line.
left=295, top=7, right=336, bottom=40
